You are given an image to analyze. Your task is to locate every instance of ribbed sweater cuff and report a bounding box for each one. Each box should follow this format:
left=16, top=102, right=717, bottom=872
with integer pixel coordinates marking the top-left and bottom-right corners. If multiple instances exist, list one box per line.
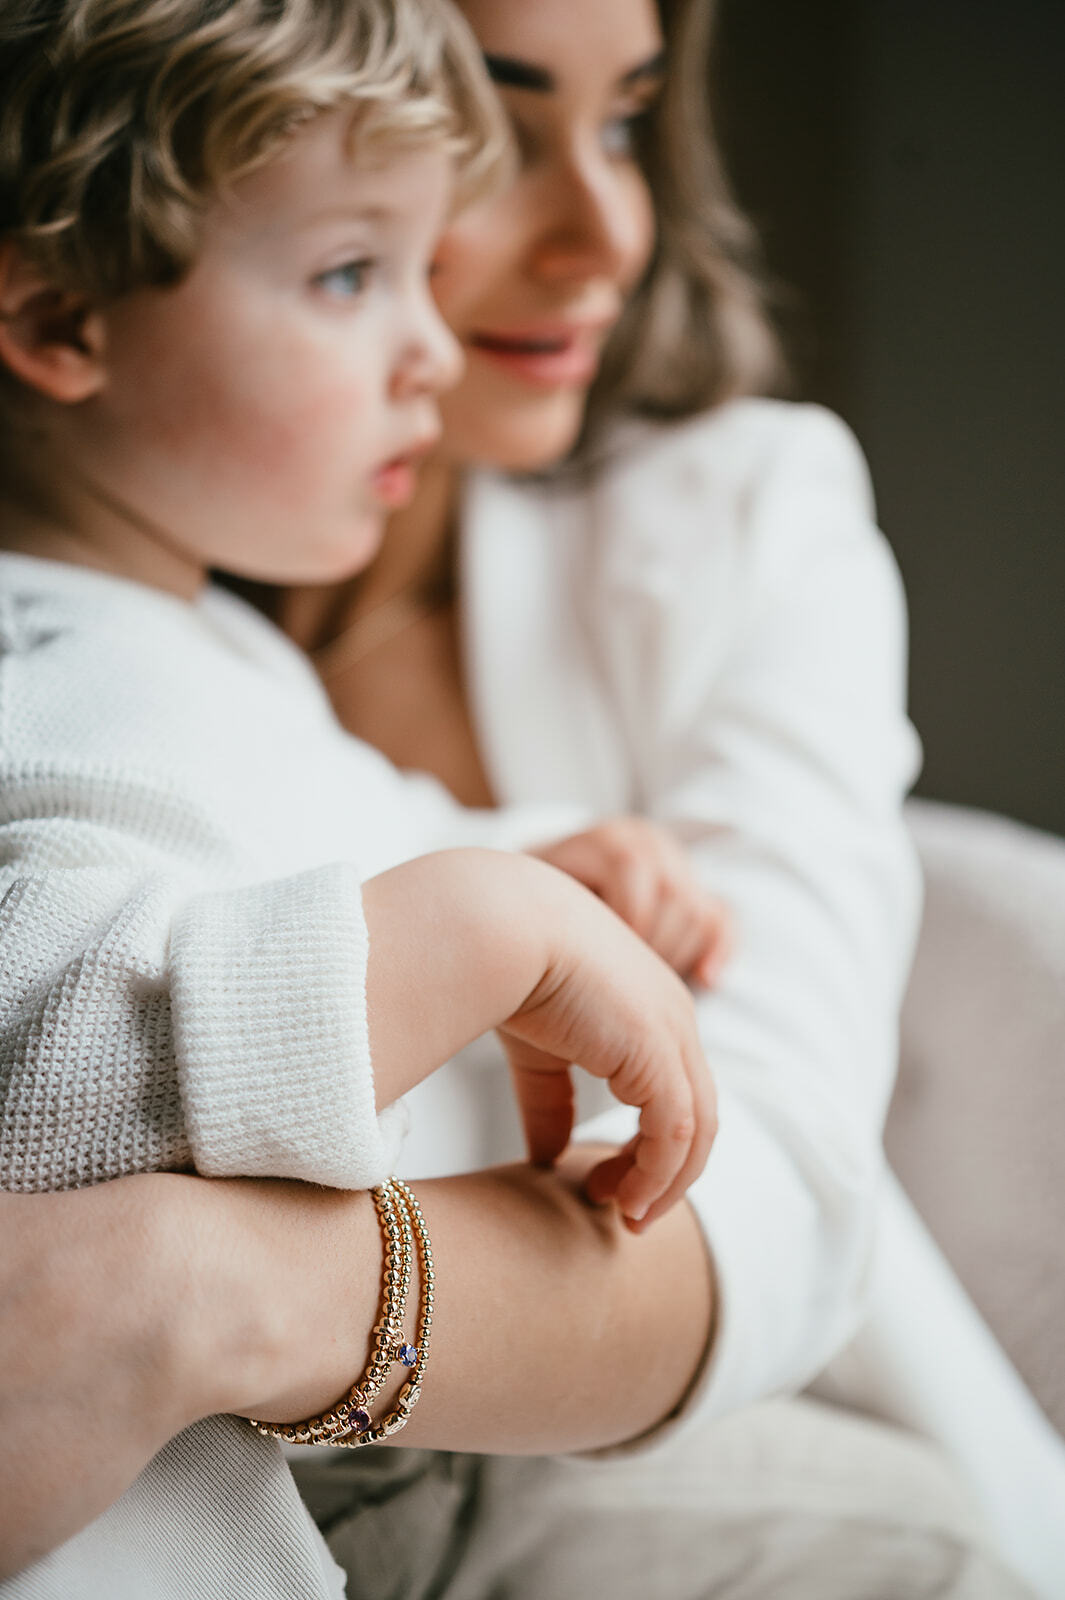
left=170, top=863, right=404, bottom=1187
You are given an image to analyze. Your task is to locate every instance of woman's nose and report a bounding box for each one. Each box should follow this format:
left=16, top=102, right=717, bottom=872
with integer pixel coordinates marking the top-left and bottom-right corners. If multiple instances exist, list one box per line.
left=528, top=153, right=648, bottom=287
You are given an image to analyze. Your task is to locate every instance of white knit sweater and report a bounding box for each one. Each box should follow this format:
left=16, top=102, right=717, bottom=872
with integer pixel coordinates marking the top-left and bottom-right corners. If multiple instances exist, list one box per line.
left=0, top=552, right=570, bottom=1196
left=0, top=551, right=581, bottom=1599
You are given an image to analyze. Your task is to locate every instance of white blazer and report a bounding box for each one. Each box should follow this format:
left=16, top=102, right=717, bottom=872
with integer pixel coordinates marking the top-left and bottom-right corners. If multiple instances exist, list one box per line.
left=406, top=397, right=922, bottom=1412
left=398, top=399, right=1065, bottom=1596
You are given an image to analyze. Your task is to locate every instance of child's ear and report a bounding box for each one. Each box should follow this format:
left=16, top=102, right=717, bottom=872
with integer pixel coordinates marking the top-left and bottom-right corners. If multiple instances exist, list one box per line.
left=0, top=243, right=106, bottom=402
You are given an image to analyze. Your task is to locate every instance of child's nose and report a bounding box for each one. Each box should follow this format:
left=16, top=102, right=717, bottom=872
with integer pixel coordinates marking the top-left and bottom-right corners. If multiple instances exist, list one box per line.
left=394, top=290, right=464, bottom=399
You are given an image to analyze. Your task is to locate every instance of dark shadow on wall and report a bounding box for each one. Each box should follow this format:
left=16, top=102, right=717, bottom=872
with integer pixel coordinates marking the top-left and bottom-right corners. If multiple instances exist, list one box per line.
left=712, top=0, right=1065, bottom=835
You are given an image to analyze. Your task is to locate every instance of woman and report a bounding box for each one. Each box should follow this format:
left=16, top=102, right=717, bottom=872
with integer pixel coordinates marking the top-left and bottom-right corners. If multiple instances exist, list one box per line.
left=2, top=0, right=1057, bottom=1594
left=276, top=1, right=1065, bottom=1590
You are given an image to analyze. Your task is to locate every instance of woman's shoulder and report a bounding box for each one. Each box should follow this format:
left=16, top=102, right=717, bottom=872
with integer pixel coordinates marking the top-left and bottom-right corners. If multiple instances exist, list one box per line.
left=597, top=398, right=873, bottom=507
left=569, top=400, right=882, bottom=589
left=468, top=401, right=886, bottom=595
left=557, top=402, right=909, bottom=663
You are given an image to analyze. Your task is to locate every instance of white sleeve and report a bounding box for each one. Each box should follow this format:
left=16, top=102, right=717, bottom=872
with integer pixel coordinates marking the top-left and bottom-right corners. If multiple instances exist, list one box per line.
left=0, top=800, right=403, bottom=1193
left=579, top=406, right=923, bottom=1439
left=347, top=758, right=590, bottom=875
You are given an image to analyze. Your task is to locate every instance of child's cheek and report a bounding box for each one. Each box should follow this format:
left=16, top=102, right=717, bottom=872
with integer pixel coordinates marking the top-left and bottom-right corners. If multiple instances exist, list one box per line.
left=232, top=369, right=375, bottom=497
left=185, top=352, right=373, bottom=498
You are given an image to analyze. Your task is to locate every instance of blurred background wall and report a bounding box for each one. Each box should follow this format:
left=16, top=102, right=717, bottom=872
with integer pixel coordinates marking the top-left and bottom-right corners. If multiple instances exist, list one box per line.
left=712, top=0, right=1065, bottom=834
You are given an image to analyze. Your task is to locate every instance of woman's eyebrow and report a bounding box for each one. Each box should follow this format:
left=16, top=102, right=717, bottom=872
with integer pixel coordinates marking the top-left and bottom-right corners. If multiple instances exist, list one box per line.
left=483, top=48, right=666, bottom=95
left=483, top=54, right=554, bottom=92
left=619, top=49, right=667, bottom=89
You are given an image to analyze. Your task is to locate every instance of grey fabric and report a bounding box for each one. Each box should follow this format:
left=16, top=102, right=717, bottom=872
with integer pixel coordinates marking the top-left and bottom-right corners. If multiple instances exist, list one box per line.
left=293, top=1398, right=1033, bottom=1600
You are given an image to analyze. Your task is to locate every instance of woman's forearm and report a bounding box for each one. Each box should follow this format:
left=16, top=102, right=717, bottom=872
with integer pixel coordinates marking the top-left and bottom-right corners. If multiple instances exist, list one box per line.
left=410, top=1156, right=715, bottom=1453
left=1, top=1159, right=713, bottom=1574
left=0, top=1178, right=211, bottom=1577
left=218, top=1151, right=715, bottom=1456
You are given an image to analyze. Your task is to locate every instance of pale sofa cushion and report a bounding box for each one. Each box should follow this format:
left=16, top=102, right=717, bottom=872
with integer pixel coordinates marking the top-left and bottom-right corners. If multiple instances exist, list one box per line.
left=889, top=799, right=1065, bottom=1436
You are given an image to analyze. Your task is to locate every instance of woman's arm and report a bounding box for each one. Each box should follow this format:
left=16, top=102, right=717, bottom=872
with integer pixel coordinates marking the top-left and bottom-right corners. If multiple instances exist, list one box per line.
left=0, top=1179, right=209, bottom=1577
left=580, top=403, right=923, bottom=1415
left=0, top=1159, right=713, bottom=1575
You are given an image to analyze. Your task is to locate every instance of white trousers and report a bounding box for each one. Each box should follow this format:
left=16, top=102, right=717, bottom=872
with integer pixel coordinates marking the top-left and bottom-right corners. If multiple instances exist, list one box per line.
left=293, top=1396, right=1033, bottom=1600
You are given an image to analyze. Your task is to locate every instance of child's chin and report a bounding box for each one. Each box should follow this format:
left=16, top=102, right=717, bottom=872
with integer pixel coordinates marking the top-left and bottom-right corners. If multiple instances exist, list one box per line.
left=339, top=524, right=386, bottom=578
left=301, top=525, right=386, bottom=585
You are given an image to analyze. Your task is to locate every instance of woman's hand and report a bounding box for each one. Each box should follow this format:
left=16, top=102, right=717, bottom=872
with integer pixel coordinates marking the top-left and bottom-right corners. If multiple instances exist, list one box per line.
left=532, top=816, right=735, bottom=988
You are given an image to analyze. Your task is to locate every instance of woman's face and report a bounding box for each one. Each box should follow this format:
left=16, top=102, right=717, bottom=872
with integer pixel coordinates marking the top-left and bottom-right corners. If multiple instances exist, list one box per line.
left=435, top=0, right=663, bottom=473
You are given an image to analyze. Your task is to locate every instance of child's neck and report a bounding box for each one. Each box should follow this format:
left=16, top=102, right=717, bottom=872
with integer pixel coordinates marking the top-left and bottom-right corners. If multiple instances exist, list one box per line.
left=0, top=450, right=206, bottom=600
left=280, top=455, right=459, bottom=656
left=359, top=455, right=457, bottom=609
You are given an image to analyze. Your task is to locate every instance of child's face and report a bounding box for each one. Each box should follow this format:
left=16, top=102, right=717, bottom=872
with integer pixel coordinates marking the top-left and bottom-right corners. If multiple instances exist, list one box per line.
left=75, top=108, right=461, bottom=592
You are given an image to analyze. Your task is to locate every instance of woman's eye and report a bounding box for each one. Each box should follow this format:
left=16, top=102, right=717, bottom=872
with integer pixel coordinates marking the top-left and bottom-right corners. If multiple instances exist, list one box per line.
left=601, top=110, right=650, bottom=159
left=508, top=115, right=540, bottom=167
left=316, top=259, right=375, bottom=298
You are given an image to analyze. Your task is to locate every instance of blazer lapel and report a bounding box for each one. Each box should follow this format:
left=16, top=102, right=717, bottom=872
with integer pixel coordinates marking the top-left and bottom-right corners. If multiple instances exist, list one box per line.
left=459, top=470, right=630, bottom=812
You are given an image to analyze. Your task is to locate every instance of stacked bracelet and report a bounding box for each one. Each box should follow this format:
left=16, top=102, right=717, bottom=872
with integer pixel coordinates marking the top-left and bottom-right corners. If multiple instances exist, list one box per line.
left=246, top=1177, right=433, bottom=1449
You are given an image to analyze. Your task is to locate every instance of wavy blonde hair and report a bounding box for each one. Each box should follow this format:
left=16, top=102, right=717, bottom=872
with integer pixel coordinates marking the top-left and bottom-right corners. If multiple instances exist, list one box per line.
left=0, top=0, right=506, bottom=299
left=581, top=0, right=784, bottom=450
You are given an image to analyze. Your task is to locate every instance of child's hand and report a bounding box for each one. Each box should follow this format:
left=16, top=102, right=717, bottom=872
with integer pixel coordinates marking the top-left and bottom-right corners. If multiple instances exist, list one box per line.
left=497, top=866, right=717, bottom=1231
left=363, top=848, right=717, bottom=1230
left=531, top=817, right=734, bottom=989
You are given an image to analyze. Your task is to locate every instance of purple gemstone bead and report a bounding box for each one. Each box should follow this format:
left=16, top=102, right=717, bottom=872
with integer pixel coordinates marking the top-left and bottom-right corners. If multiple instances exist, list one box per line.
left=398, top=1343, right=418, bottom=1368
left=349, top=1407, right=372, bottom=1434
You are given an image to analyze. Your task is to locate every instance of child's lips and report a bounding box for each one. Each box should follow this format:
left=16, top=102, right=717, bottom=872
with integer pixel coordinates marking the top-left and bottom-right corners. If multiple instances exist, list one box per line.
left=370, top=435, right=437, bottom=509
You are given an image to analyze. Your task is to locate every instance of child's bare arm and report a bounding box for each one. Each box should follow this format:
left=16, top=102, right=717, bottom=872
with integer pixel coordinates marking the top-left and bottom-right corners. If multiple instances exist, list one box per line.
left=530, top=817, right=734, bottom=989
left=362, top=848, right=716, bottom=1228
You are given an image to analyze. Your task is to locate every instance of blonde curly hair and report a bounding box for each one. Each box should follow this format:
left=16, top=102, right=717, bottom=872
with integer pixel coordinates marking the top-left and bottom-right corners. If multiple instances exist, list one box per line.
left=0, top=0, right=506, bottom=299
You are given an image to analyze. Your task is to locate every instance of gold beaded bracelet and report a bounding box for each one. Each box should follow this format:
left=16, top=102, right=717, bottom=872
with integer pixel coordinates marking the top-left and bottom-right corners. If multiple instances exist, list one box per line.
left=246, top=1177, right=433, bottom=1448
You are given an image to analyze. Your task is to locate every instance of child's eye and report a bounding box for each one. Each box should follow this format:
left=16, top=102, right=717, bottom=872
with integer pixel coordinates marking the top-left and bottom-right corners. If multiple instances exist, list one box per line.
left=316, top=259, right=375, bottom=298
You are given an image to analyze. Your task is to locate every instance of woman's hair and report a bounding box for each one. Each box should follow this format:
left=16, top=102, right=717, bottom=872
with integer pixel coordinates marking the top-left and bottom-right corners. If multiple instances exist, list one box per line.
left=0, top=0, right=506, bottom=300
left=580, top=0, right=785, bottom=451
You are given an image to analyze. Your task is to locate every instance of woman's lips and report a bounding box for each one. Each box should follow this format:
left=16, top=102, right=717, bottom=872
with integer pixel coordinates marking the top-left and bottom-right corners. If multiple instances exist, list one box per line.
left=468, top=325, right=606, bottom=389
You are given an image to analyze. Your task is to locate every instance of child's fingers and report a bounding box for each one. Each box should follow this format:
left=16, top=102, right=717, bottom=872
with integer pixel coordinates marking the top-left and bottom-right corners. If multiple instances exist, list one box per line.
left=610, top=1025, right=717, bottom=1222
left=596, top=853, right=660, bottom=941
left=534, top=829, right=659, bottom=939
left=604, top=1059, right=702, bottom=1222
left=644, top=891, right=706, bottom=977
left=612, top=1137, right=685, bottom=1223
left=639, top=880, right=734, bottom=987
left=624, top=1046, right=718, bottom=1228
left=693, top=910, right=735, bottom=988
left=583, top=1137, right=640, bottom=1207
left=502, top=1038, right=576, bottom=1167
